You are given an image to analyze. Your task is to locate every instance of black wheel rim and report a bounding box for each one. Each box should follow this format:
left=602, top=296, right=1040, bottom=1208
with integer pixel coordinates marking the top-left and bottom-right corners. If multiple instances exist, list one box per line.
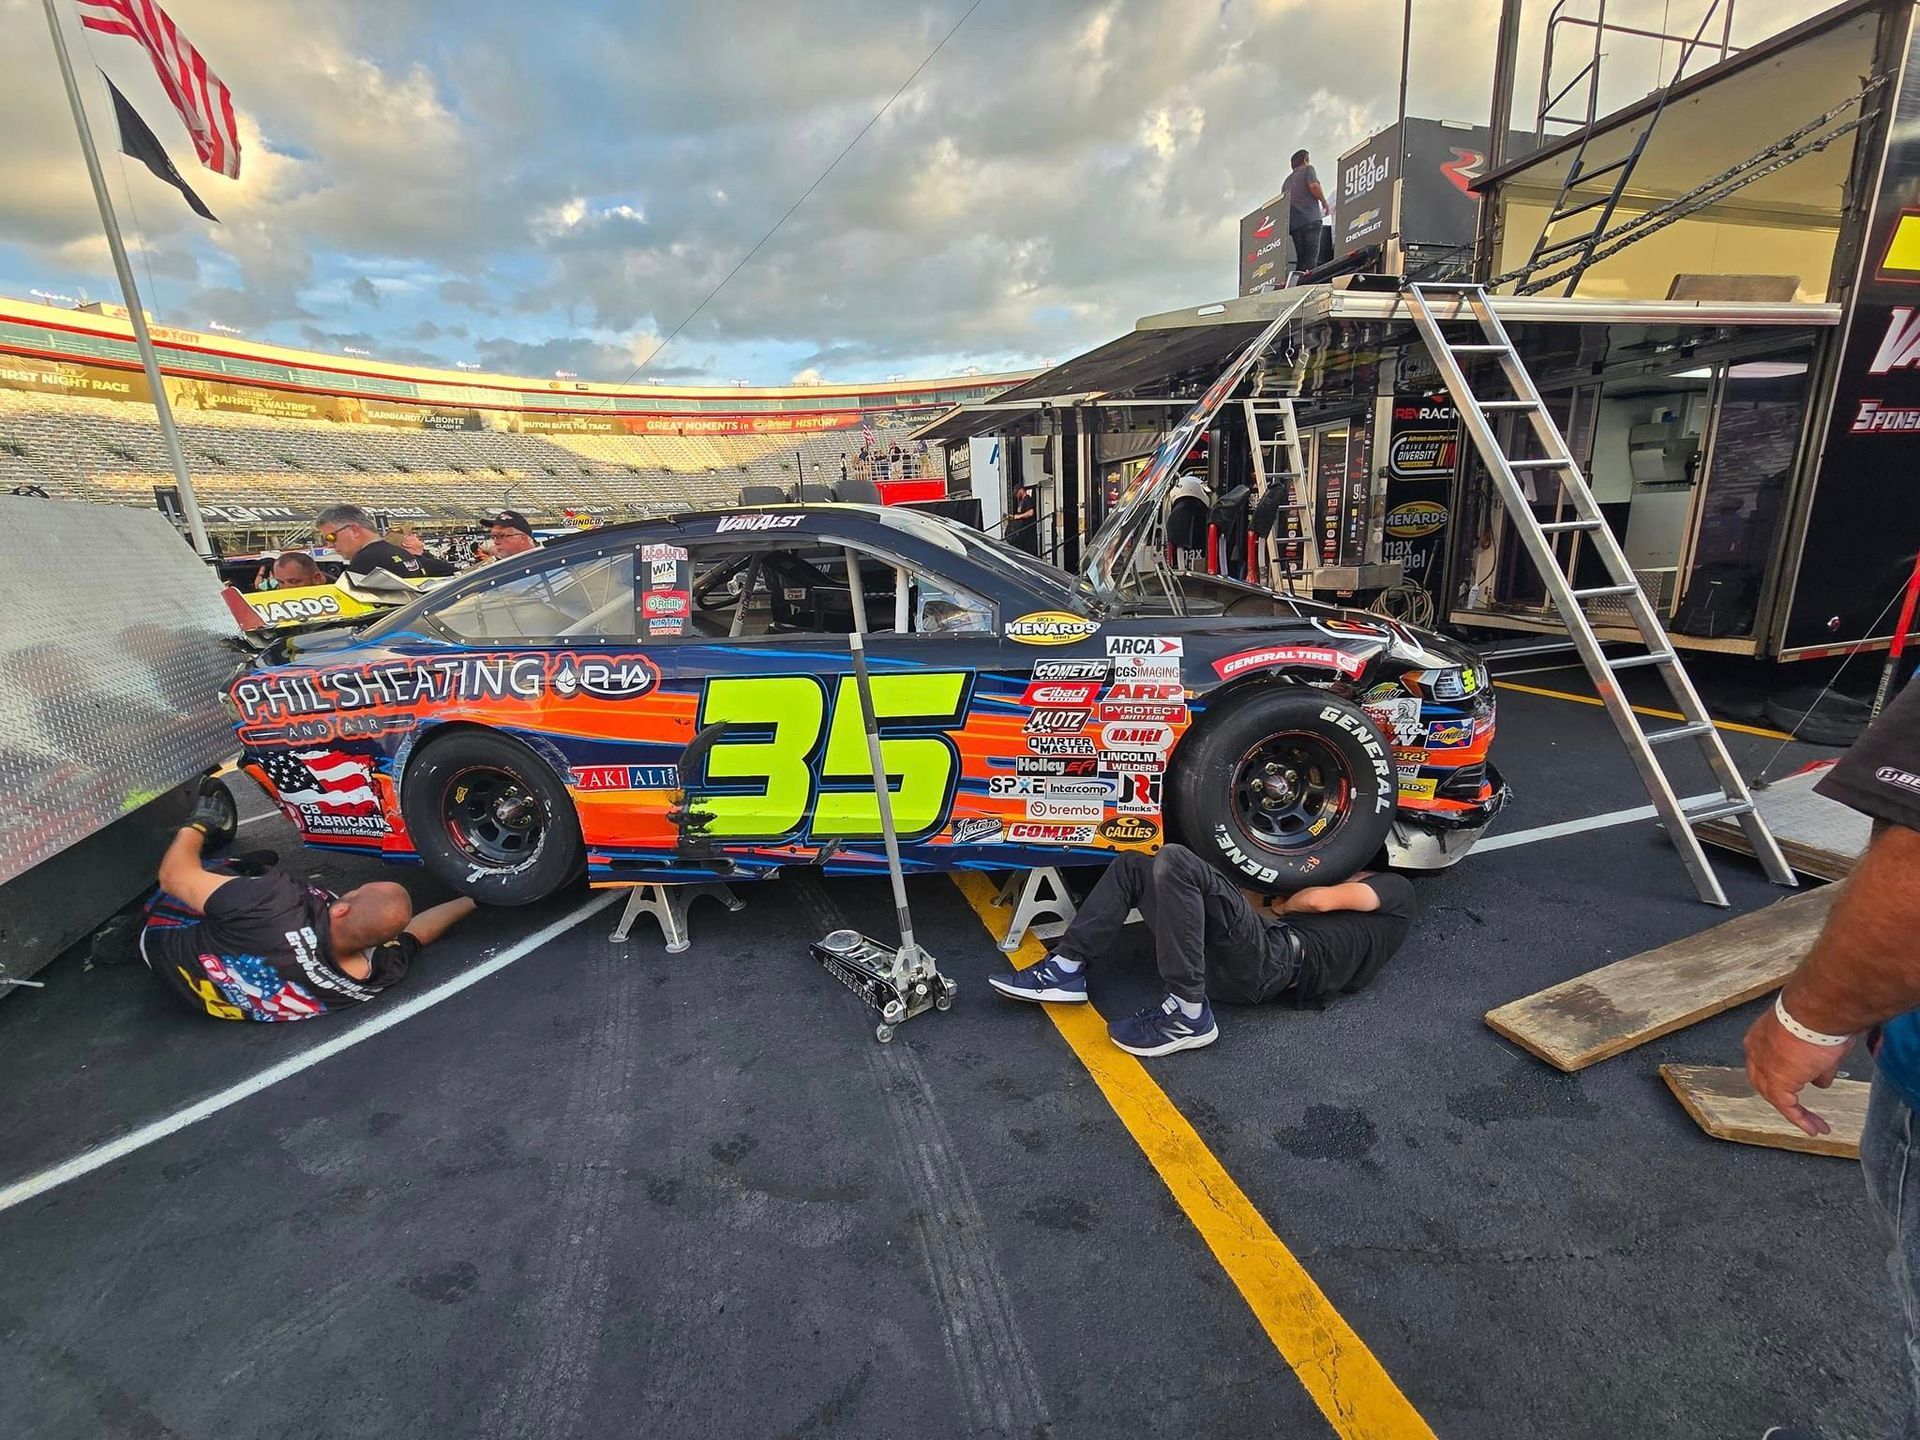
left=443, top=766, right=544, bottom=868
left=1231, top=731, right=1353, bottom=854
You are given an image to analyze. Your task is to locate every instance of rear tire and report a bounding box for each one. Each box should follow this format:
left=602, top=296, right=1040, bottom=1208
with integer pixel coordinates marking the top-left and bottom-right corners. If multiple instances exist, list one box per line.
left=401, top=729, right=584, bottom=905
left=1171, top=687, right=1396, bottom=894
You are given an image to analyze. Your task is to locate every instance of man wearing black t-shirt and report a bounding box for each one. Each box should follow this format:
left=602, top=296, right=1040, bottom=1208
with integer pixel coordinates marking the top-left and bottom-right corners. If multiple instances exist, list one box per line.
left=139, top=794, right=474, bottom=1022
left=990, top=843, right=1416, bottom=1056
left=314, top=503, right=457, bottom=579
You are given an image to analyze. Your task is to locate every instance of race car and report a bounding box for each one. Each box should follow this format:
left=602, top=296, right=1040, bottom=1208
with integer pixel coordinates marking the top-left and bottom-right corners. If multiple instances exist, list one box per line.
left=224, top=498, right=1507, bottom=905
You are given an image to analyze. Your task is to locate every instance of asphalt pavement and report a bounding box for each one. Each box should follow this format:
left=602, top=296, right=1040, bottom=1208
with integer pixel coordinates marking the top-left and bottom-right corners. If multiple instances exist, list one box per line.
left=0, top=670, right=1897, bottom=1440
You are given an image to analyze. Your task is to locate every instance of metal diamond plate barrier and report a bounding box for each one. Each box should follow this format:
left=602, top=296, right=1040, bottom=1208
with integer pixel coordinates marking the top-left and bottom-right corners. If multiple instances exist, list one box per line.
left=0, top=498, right=242, bottom=887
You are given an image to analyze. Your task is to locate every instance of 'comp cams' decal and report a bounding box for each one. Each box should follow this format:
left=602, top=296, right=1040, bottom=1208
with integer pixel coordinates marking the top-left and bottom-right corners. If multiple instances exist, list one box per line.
left=1005, top=611, right=1101, bottom=645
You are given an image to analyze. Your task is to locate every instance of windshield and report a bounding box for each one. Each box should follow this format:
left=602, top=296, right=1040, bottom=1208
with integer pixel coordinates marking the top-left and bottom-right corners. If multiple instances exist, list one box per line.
left=1078, top=288, right=1319, bottom=603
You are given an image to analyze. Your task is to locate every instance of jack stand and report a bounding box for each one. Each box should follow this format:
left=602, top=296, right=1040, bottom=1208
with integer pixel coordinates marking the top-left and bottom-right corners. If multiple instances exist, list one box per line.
left=991, top=867, right=1077, bottom=953
left=609, top=881, right=743, bottom=954
left=810, top=930, right=957, bottom=1043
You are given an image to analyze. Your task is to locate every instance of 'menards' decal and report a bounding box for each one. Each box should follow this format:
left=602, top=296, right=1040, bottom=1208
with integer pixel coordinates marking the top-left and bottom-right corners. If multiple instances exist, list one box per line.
left=1005, top=611, right=1101, bottom=646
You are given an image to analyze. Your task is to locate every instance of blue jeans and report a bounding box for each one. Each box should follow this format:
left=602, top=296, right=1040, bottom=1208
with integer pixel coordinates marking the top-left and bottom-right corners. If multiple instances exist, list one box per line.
left=1862, top=1075, right=1920, bottom=1437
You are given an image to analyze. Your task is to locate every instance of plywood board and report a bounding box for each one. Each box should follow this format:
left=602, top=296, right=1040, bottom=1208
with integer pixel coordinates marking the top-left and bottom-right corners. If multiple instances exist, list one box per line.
left=1661, top=1063, right=1866, bottom=1159
left=1697, top=766, right=1869, bottom=882
left=1485, top=883, right=1843, bottom=1071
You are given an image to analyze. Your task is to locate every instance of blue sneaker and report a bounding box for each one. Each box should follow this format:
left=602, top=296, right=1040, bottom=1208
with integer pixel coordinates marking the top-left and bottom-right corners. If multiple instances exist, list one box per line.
left=1108, top=995, right=1218, bottom=1056
left=988, top=955, right=1088, bottom=1004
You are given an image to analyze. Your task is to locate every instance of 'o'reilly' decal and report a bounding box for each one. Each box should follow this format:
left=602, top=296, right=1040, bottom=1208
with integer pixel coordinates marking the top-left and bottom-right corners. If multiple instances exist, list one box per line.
left=1005, top=611, right=1100, bottom=645
left=1213, top=645, right=1366, bottom=680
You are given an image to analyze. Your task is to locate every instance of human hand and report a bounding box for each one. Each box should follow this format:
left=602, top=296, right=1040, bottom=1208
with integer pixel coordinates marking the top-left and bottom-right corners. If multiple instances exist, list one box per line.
left=1743, top=1004, right=1851, bottom=1137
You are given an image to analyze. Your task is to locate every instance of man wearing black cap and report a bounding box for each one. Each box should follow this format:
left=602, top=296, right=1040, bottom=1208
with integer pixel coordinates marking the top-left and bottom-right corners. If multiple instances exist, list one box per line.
left=484, top=509, right=539, bottom=561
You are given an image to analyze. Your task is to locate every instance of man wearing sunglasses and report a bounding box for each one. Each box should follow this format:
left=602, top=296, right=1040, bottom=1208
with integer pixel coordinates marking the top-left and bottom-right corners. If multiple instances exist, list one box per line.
left=314, top=503, right=457, bottom=579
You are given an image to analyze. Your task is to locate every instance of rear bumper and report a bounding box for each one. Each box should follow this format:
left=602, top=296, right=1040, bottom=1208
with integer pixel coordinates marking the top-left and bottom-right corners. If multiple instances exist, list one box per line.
left=1386, top=765, right=1512, bottom=870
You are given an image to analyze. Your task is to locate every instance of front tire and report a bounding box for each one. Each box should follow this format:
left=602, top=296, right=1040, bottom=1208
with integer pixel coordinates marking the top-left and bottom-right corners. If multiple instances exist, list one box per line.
left=1171, top=687, right=1396, bottom=894
left=401, top=729, right=584, bottom=905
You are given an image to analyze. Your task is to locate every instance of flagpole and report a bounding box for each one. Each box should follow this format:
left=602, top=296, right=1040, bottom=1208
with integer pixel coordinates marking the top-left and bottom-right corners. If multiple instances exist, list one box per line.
left=40, top=0, right=213, bottom=559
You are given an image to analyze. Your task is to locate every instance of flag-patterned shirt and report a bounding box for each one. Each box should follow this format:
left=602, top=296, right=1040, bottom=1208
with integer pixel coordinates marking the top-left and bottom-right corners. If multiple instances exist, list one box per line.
left=140, top=871, right=414, bottom=1022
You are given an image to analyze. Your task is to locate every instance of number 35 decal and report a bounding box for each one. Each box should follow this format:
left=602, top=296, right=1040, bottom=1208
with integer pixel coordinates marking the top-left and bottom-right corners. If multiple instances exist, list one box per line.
left=695, top=671, right=972, bottom=840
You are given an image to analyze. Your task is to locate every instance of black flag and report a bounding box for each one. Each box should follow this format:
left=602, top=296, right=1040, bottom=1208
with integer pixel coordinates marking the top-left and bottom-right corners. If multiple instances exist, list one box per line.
left=104, top=73, right=218, bottom=223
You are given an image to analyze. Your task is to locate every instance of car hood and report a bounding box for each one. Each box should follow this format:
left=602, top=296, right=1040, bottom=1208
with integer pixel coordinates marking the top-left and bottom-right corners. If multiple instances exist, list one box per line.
left=1078, top=288, right=1320, bottom=604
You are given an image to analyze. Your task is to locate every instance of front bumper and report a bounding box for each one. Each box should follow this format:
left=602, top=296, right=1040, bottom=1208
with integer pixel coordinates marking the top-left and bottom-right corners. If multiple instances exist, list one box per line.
left=1385, top=764, right=1512, bottom=870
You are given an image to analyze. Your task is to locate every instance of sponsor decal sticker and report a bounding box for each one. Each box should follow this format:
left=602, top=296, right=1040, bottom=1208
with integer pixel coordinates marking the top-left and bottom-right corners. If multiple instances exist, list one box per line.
left=1023, top=707, right=1092, bottom=735
left=1099, top=749, right=1167, bottom=774
left=1025, top=797, right=1104, bottom=823
left=570, top=764, right=681, bottom=790
left=1105, top=635, right=1183, bottom=657
left=1100, top=703, right=1188, bottom=724
left=949, top=816, right=1004, bottom=845
left=1213, top=645, right=1366, bottom=680
left=1016, top=755, right=1097, bottom=776
left=1384, top=500, right=1448, bottom=537
left=1113, top=773, right=1162, bottom=814
left=650, top=558, right=681, bottom=586
left=1399, top=776, right=1438, bottom=800
left=1028, top=735, right=1097, bottom=756
left=1006, top=821, right=1097, bottom=844
left=1021, top=680, right=1101, bottom=707
left=1425, top=720, right=1473, bottom=748
left=256, top=594, right=344, bottom=625
left=643, top=591, right=689, bottom=616
left=1005, top=611, right=1101, bottom=645
left=641, top=543, right=689, bottom=561
left=1104, top=680, right=1184, bottom=703
left=1099, top=814, right=1160, bottom=845
left=1100, top=722, right=1174, bottom=751
left=715, top=513, right=804, bottom=532
left=1363, top=696, right=1425, bottom=749
left=1030, top=658, right=1111, bottom=682
left=233, top=652, right=660, bottom=722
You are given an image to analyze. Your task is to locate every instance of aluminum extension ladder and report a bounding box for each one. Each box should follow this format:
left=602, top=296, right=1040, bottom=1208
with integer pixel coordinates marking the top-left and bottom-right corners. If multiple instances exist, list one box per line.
left=1403, top=281, right=1796, bottom=906
left=1242, top=357, right=1311, bottom=593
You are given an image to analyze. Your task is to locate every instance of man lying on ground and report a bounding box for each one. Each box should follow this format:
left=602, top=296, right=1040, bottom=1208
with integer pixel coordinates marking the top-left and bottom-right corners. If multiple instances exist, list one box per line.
left=139, top=785, right=474, bottom=1022
left=990, top=843, right=1416, bottom=1056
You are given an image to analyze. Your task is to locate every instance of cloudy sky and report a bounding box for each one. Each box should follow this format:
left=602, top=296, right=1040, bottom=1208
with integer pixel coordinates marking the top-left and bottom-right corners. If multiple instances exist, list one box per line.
left=0, top=0, right=1830, bottom=384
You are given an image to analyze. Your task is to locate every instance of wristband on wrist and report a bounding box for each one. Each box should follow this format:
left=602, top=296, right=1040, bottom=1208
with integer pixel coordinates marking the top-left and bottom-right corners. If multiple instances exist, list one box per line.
left=1774, top=993, right=1853, bottom=1048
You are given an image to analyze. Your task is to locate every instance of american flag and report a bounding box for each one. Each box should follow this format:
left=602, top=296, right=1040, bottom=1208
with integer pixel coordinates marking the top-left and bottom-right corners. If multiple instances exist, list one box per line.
left=200, top=953, right=325, bottom=1021
left=77, top=0, right=241, bottom=178
left=260, top=749, right=378, bottom=815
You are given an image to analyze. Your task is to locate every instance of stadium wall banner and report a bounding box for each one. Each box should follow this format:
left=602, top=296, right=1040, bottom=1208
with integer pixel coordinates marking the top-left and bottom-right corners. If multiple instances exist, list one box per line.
left=0, top=354, right=151, bottom=402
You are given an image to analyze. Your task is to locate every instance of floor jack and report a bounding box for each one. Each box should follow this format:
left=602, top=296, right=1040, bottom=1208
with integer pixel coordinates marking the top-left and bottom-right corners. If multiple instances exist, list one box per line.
left=809, top=556, right=959, bottom=1042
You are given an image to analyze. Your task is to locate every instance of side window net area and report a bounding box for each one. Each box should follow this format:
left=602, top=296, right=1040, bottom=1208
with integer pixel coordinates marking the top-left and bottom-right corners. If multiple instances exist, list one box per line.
left=686, top=543, right=993, bottom=638
left=433, top=550, right=636, bottom=642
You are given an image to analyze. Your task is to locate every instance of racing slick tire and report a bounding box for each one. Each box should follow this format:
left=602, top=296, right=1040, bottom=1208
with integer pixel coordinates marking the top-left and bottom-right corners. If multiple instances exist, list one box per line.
left=401, top=729, right=584, bottom=905
left=1171, top=687, right=1397, bottom=895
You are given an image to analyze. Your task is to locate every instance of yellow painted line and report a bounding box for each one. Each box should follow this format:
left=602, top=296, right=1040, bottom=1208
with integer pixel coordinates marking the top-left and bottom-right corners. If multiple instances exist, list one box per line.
left=1495, top=679, right=1794, bottom=740
left=952, top=870, right=1436, bottom=1440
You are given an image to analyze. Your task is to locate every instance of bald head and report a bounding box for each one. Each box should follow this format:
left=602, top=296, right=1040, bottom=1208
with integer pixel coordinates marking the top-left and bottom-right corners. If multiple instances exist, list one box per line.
left=329, top=881, right=413, bottom=953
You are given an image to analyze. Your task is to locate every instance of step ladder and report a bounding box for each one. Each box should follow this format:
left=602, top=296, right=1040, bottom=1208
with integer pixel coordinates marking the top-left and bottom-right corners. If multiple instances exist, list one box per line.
left=1241, top=393, right=1310, bottom=593
left=1518, top=0, right=1727, bottom=296
left=1403, top=281, right=1796, bottom=906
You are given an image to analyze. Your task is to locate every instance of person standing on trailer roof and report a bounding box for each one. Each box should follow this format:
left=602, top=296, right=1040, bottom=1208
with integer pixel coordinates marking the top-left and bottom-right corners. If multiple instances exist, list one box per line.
left=1282, top=148, right=1331, bottom=274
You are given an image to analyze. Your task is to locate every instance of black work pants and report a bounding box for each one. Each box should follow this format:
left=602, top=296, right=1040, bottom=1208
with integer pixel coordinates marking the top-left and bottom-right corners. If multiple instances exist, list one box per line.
left=1056, top=846, right=1299, bottom=1004
left=1290, top=223, right=1324, bottom=274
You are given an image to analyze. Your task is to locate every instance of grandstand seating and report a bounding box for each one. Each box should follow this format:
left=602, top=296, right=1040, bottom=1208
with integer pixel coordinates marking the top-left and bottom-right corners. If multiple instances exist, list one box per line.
left=0, top=388, right=944, bottom=540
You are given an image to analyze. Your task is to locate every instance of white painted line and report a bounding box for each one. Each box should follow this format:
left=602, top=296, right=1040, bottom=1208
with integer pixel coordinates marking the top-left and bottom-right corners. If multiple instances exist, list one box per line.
left=236, top=811, right=278, bottom=828
left=0, top=890, right=617, bottom=1218
left=1476, top=803, right=1658, bottom=852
